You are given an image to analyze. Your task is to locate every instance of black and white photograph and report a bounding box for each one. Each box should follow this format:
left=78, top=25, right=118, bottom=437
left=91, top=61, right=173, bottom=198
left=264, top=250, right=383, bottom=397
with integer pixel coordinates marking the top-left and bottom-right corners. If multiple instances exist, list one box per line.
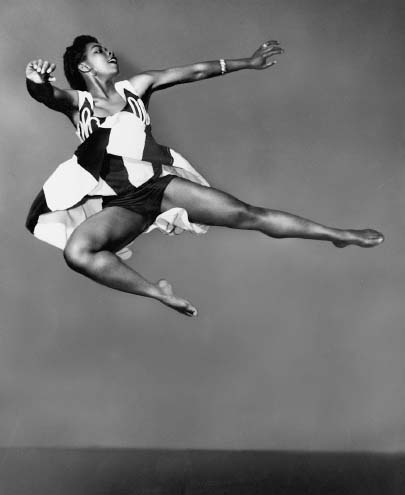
left=0, top=0, right=403, bottom=493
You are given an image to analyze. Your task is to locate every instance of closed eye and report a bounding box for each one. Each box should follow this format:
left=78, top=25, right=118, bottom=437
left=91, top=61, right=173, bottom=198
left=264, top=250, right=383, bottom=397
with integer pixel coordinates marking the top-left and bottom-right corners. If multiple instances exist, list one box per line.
left=92, top=44, right=104, bottom=53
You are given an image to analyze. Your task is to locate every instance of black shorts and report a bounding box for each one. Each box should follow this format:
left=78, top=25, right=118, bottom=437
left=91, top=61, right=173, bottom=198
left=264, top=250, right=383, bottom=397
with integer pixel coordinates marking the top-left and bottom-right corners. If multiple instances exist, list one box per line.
left=102, top=174, right=177, bottom=224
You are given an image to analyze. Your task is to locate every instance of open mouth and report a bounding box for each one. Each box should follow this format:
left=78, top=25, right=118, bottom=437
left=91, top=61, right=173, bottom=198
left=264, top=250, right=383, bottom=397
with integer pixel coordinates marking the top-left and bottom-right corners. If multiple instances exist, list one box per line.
left=108, top=58, right=118, bottom=64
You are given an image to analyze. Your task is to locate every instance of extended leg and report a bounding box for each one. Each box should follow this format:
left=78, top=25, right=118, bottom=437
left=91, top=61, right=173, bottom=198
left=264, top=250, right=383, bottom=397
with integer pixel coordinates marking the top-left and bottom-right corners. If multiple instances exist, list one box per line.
left=161, top=178, right=384, bottom=247
left=63, top=207, right=198, bottom=316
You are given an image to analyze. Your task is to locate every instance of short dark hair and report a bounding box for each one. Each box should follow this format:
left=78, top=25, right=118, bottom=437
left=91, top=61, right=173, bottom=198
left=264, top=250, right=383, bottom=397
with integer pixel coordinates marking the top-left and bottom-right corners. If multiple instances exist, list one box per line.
left=63, top=35, right=98, bottom=90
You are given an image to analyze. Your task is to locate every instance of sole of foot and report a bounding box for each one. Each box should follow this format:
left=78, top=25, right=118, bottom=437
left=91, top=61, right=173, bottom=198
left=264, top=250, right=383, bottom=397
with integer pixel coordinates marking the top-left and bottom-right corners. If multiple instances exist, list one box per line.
left=158, top=279, right=198, bottom=317
left=333, top=229, right=384, bottom=248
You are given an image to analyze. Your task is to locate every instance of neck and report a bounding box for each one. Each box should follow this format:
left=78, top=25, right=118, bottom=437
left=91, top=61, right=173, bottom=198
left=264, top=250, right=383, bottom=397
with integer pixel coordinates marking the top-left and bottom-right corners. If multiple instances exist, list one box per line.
left=85, top=75, right=116, bottom=98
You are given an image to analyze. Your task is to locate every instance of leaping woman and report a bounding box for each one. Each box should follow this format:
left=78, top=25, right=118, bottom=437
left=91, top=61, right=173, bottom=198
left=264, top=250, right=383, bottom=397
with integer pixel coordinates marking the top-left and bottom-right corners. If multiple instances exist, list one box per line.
left=25, top=36, right=384, bottom=317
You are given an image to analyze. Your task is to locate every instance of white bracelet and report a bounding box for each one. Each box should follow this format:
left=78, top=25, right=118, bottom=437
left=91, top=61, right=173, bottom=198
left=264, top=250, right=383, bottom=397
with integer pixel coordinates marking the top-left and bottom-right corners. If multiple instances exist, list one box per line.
left=219, top=58, right=227, bottom=75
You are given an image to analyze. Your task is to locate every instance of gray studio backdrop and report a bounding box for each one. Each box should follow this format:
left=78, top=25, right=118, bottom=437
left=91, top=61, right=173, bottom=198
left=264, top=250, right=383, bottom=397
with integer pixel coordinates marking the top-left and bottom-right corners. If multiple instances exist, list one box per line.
left=0, top=0, right=403, bottom=450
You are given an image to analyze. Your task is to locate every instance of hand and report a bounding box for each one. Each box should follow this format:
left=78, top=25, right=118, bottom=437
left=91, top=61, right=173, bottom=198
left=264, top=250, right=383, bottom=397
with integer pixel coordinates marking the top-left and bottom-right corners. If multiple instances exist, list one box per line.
left=26, top=59, right=56, bottom=83
left=249, top=40, right=284, bottom=70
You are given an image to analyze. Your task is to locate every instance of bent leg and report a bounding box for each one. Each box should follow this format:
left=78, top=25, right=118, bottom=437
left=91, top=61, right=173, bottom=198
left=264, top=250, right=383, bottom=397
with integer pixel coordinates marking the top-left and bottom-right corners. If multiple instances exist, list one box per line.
left=63, top=207, right=197, bottom=316
left=161, top=178, right=384, bottom=247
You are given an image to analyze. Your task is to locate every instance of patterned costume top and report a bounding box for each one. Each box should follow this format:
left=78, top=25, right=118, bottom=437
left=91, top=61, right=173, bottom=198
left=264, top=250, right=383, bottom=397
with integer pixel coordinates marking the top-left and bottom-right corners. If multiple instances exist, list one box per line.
left=26, top=80, right=210, bottom=259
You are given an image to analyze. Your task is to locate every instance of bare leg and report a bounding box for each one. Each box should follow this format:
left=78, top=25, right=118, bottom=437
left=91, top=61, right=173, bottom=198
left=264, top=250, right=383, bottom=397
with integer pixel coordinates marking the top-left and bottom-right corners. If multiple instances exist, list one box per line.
left=63, top=207, right=198, bottom=316
left=161, top=178, right=384, bottom=247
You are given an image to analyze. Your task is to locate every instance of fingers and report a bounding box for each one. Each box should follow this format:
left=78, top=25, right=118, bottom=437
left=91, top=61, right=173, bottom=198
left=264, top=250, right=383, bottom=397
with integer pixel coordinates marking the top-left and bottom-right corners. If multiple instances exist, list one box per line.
left=261, top=44, right=284, bottom=55
left=28, top=59, right=56, bottom=81
left=256, top=40, right=284, bottom=65
left=262, top=40, right=278, bottom=46
left=263, top=48, right=284, bottom=58
left=29, top=59, right=55, bottom=72
left=260, top=41, right=284, bottom=69
left=46, top=62, right=56, bottom=81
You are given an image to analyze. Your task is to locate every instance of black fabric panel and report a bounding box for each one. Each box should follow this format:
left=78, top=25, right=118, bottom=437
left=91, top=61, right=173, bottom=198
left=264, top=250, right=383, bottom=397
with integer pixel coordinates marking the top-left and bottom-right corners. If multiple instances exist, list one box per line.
left=142, top=125, right=174, bottom=167
left=74, top=127, right=111, bottom=180
left=101, top=153, right=132, bottom=194
left=123, top=88, right=142, bottom=119
left=25, top=189, right=50, bottom=233
left=102, top=174, right=176, bottom=221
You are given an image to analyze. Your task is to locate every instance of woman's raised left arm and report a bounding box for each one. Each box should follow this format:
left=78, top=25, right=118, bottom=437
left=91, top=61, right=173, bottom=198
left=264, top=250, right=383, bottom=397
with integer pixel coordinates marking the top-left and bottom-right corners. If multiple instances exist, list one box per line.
left=129, top=40, right=284, bottom=97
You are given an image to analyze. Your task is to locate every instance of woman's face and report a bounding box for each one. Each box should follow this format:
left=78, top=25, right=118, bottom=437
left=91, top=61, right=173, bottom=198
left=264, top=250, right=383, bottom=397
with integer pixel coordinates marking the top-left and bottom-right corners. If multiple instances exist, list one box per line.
left=81, top=42, right=119, bottom=77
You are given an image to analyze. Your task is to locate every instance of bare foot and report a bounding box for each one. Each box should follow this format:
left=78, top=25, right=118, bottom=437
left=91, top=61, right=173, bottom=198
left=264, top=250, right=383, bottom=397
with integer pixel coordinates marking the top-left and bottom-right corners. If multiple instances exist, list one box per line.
left=332, top=229, right=384, bottom=248
left=157, top=279, right=198, bottom=317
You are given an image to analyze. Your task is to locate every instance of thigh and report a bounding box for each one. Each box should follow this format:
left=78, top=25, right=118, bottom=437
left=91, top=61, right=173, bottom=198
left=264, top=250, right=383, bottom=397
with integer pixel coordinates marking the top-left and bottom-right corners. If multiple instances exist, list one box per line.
left=161, top=177, right=249, bottom=226
left=66, top=206, right=150, bottom=253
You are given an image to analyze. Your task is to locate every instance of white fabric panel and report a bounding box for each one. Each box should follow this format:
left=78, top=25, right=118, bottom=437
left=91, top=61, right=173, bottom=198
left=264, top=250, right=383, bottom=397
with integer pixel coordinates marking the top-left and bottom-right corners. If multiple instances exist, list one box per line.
left=163, top=149, right=210, bottom=186
left=34, top=206, right=86, bottom=249
left=43, top=156, right=98, bottom=211
left=34, top=222, right=69, bottom=250
left=106, top=113, right=146, bottom=158
left=114, top=80, right=129, bottom=99
left=99, top=114, right=119, bottom=129
left=80, top=197, right=103, bottom=217
left=88, top=178, right=117, bottom=196
left=115, top=80, right=150, bottom=124
left=34, top=223, right=68, bottom=250
left=145, top=207, right=209, bottom=235
left=34, top=198, right=132, bottom=259
left=77, top=91, right=88, bottom=108
left=123, top=157, right=154, bottom=187
left=114, top=246, right=133, bottom=260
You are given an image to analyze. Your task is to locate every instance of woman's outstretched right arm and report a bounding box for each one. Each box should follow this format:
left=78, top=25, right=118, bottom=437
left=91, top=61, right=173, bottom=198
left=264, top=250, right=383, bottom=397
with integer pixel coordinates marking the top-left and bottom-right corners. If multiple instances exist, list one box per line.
left=25, top=59, right=78, bottom=114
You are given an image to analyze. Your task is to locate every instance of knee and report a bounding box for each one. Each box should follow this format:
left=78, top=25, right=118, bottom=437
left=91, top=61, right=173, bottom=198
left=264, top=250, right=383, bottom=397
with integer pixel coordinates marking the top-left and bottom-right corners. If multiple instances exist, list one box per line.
left=231, top=204, right=260, bottom=229
left=63, top=239, right=93, bottom=273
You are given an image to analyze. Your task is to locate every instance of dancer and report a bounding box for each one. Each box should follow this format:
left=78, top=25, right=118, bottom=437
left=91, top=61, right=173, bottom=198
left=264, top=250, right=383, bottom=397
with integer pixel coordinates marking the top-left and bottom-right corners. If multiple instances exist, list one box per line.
left=25, top=36, right=384, bottom=317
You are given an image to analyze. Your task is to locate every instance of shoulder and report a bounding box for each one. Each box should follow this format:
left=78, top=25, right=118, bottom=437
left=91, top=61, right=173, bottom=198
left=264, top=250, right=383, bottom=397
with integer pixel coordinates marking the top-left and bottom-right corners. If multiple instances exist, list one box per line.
left=128, top=73, right=155, bottom=99
left=64, top=90, right=89, bottom=128
left=116, top=78, right=152, bottom=108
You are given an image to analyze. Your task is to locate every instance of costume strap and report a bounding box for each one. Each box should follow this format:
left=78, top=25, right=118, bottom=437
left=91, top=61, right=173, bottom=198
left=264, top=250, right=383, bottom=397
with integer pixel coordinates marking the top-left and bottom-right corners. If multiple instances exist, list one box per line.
left=114, top=80, right=140, bottom=98
left=77, top=90, right=94, bottom=112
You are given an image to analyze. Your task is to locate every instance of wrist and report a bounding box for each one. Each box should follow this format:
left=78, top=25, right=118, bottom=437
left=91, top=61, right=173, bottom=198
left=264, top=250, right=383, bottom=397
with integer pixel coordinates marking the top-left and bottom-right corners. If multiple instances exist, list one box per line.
left=245, top=57, right=254, bottom=69
left=26, top=77, right=50, bottom=86
left=26, top=77, right=53, bottom=101
left=217, top=58, right=253, bottom=75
